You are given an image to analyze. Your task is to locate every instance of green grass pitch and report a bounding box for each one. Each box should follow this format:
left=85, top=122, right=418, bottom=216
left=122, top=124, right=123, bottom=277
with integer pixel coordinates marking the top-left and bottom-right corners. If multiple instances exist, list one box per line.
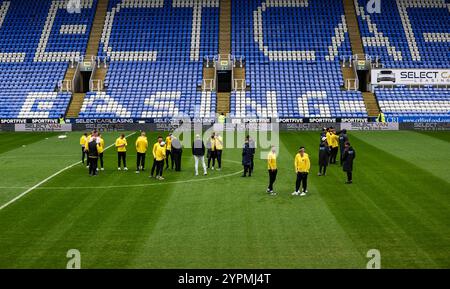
left=0, top=131, right=449, bottom=268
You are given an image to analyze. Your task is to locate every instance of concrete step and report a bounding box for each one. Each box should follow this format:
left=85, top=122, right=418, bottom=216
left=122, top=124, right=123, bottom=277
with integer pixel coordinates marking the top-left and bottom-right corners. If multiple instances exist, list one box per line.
left=66, top=93, right=86, bottom=118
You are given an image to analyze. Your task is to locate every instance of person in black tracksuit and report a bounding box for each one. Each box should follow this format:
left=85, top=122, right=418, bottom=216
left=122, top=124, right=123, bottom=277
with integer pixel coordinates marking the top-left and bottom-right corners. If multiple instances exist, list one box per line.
left=337, top=129, right=349, bottom=166
left=87, top=137, right=99, bottom=176
left=249, top=137, right=256, bottom=174
left=342, top=142, right=356, bottom=184
left=242, top=138, right=253, bottom=177
left=171, top=137, right=182, bottom=172
left=318, top=138, right=330, bottom=176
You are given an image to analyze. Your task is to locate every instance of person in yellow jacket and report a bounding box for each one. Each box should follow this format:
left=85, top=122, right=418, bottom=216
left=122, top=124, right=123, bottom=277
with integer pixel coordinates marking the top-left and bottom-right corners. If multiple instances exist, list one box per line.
left=267, top=146, right=277, bottom=195
left=165, top=133, right=173, bottom=170
left=80, top=133, right=88, bottom=165
left=154, top=141, right=167, bottom=180
left=115, top=134, right=128, bottom=171
left=150, top=136, right=163, bottom=177
left=135, top=132, right=148, bottom=173
left=376, top=110, right=386, bottom=123
left=215, top=133, right=223, bottom=170
left=97, top=133, right=105, bottom=171
left=329, top=129, right=339, bottom=164
left=292, top=147, right=310, bottom=196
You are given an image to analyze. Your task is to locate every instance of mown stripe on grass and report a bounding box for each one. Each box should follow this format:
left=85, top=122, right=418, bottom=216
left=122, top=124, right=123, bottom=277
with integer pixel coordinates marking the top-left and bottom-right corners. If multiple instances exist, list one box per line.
left=318, top=134, right=450, bottom=268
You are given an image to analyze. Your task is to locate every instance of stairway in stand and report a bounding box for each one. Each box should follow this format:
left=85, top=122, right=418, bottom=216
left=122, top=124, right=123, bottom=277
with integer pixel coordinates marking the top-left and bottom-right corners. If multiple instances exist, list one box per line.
left=216, top=0, right=231, bottom=115
left=342, top=0, right=380, bottom=117
left=66, top=93, right=86, bottom=118
left=64, top=0, right=109, bottom=118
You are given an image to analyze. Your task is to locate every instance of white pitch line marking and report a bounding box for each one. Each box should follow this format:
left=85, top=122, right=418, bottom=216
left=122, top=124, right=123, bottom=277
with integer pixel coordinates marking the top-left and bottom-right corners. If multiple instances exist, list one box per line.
left=0, top=132, right=137, bottom=211
left=32, top=169, right=245, bottom=190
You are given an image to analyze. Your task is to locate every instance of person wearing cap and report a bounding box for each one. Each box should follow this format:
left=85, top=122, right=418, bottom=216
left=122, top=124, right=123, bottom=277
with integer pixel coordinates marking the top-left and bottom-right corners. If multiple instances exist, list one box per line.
left=150, top=136, right=163, bottom=178
left=135, top=132, right=148, bottom=173
left=292, top=147, right=310, bottom=196
left=165, top=133, right=173, bottom=170
left=342, top=142, right=356, bottom=184
left=154, top=140, right=166, bottom=180
left=115, top=134, right=128, bottom=171
left=267, top=146, right=277, bottom=195
left=192, top=134, right=207, bottom=176
left=338, top=129, right=349, bottom=166
left=318, top=137, right=330, bottom=176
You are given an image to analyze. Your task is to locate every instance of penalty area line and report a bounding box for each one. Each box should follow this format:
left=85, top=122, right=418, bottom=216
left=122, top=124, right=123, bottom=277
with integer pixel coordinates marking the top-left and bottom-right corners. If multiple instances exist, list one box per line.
left=0, top=132, right=137, bottom=211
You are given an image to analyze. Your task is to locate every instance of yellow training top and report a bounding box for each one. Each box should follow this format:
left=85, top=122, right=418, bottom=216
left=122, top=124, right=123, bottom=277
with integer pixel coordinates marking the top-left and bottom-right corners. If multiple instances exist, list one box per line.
left=115, top=137, right=127, bottom=152
left=98, top=137, right=105, bottom=154
left=295, top=153, right=310, bottom=173
left=267, top=151, right=277, bottom=170
left=135, top=136, right=148, bottom=153
left=215, top=136, right=223, bottom=150
left=165, top=136, right=172, bottom=151
left=155, top=145, right=166, bottom=161
left=152, top=142, right=159, bottom=158
left=80, top=135, right=87, bottom=147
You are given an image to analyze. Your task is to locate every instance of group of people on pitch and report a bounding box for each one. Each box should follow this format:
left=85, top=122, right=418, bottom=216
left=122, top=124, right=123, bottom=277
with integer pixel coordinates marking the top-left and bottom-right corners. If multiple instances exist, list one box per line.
left=79, top=130, right=225, bottom=179
left=264, top=127, right=356, bottom=196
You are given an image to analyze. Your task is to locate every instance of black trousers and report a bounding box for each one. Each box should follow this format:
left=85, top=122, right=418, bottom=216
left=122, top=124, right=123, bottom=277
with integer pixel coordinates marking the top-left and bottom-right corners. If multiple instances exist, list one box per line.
left=165, top=150, right=172, bottom=169
left=216, top=150, right=222, bottom=169
left=172, top=149, right=182, bottom=171
left=319, top=165, right=327, bottom=175
left=243, top=165, right=252, bottom=176
left=295, top=172, right=308, bottom=192
left=137, top=152, right=146, bottom=170
left=89, top=157, right=98, bottom=175
left=330, top=147, right=338, bottom=164
left=208, top=150, right=216, bottom=168
left=268, top=169, right=277, bottom=191
left=155, top=160, right=164, bottom=177
left=339, top=147, right=345, bottom=165
left=81, top=147, right=86, bottom=164
left=98, top=153, right=104, bottom=168
left=151, top=158, right=157, bottom=176
left=347, top=171, right=352, bottom=182
left=250, top=156, right=254, bottom=173
left=118, top=152, right=126, bottom=167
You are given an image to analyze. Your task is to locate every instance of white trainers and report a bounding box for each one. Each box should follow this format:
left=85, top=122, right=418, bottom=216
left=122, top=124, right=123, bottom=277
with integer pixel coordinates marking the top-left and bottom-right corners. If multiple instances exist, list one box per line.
left=123, top=167, right=128, bottom=171
left=118, top=167, right=121, bottom=171
left=204, top=172, right=208, bottom=175
left=101, top=168, right=104, bottom=171
left=96, top=168, right=99, bottom=171
left=195, top=172, right=199, bottom=176
left=136, top=171, right=140, bottom=174
left=300, top=191, right=307, bottom=196
left=86, top=165, right=89, bottom=168
left=211, top=167, right=215, bottom=170
left=292, top=191, right=299, bottom=196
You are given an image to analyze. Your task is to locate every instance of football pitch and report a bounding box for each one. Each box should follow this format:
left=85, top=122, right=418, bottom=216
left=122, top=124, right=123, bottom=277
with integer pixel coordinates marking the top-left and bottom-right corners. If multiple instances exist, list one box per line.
left=0, top=131, right=449, bottom=269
